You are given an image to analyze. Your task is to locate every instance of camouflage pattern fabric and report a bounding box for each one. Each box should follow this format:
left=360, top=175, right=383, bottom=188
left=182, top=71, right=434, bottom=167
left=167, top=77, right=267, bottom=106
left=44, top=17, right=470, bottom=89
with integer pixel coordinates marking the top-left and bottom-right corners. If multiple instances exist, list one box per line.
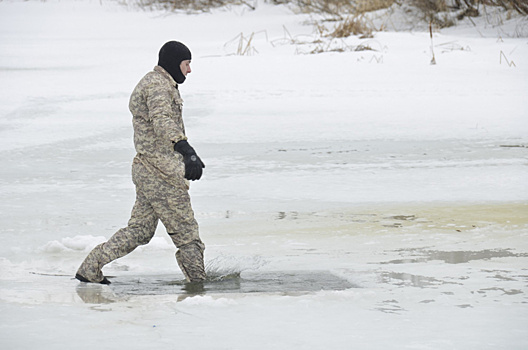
left=130, top=65, right=190, bottom=189
left=176, top=240, right=206, bottom=283
left=76, top=66, right=205, bottom=283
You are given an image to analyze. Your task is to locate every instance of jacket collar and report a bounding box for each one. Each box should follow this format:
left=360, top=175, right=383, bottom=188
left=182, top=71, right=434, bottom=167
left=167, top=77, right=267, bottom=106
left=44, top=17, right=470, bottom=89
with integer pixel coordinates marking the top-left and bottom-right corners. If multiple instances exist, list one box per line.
left=154, top=65, right=178, bottom=88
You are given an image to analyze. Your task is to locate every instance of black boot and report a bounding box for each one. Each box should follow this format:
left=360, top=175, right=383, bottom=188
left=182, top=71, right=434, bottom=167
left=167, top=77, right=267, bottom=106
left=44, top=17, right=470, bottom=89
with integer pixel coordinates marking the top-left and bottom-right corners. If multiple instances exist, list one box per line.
left=75, top=273, right=111, bottom=285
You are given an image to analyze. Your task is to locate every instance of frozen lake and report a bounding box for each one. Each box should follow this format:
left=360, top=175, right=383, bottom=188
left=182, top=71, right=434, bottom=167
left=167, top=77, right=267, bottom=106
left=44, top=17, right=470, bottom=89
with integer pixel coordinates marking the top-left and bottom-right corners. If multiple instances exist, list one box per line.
left=1, top=1, right=527, bottom=349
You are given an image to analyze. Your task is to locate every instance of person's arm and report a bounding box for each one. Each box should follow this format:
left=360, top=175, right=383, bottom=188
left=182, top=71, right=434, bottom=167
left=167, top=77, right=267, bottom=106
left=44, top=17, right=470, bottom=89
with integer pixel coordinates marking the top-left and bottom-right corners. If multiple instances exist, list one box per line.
left=146, top=80, right=186, bottom=144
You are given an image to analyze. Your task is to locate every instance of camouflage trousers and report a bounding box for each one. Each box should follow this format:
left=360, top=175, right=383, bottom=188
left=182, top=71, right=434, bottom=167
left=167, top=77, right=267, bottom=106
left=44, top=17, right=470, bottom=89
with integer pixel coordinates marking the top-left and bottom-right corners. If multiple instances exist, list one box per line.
left=76, top=156, right=206, bottom=283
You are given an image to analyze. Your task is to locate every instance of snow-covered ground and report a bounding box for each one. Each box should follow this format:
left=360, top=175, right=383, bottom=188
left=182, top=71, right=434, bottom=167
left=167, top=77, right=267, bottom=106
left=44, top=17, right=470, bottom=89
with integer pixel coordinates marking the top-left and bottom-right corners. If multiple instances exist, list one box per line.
left=0, top=0, right=527, bottom=349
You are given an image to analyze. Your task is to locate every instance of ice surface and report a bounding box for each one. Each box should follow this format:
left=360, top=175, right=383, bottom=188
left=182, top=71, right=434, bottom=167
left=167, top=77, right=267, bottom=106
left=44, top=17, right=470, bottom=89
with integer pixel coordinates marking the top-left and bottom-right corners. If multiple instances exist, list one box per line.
left=0, top=1, right=527, bottom=349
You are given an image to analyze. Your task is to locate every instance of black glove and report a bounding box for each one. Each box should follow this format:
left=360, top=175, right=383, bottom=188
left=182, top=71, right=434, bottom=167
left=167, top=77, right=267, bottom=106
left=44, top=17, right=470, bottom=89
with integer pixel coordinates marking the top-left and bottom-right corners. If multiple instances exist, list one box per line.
left=174, top=140, right=205, bottom=181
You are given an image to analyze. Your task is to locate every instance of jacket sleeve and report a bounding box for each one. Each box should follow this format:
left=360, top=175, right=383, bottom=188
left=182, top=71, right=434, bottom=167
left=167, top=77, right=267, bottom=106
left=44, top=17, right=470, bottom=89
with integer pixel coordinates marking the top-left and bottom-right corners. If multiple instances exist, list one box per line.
left=145, top=78, right=186, bottom=144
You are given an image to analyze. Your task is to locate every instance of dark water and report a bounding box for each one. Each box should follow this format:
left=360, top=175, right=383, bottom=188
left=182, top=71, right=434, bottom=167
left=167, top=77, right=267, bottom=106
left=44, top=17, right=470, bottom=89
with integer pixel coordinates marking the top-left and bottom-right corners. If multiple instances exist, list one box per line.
left=107, top=270, right=357, bottom=297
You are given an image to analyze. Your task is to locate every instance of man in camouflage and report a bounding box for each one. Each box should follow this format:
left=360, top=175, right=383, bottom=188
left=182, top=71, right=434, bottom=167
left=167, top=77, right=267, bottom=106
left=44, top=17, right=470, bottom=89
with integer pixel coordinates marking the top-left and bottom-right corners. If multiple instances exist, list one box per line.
left=76, top=41, right=206, bottom=284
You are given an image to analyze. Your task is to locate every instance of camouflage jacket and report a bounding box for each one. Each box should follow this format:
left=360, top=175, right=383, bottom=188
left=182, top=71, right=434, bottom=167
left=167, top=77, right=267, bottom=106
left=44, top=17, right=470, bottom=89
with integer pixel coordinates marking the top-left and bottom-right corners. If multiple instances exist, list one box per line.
left=129, top=66, right=188, bottom=188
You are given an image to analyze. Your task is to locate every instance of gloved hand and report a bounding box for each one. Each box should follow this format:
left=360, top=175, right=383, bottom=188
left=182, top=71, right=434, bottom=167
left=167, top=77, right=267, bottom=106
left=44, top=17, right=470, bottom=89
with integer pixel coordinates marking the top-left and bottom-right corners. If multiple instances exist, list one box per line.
left=174, top=140, right=205, bottom=181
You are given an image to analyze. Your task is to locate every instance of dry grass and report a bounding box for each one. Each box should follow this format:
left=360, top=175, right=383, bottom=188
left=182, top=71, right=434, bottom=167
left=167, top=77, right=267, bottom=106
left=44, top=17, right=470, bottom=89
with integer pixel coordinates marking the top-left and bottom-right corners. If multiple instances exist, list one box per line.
left=458, top=0, right=528, bottom=15
left=132, top=0, right=528, bottom=55
left=224, top=31, right=270, bottom=55
left=330, top=15, right=372, bottom=37
left=353, top=0, right=396, bottom=13
left=406, top=0, right=528, bottom=28
left=135, top=0, right=528, bottom=15
left=411, top=0, right=528, bottom=18
left=292, top=0, right=395, bottom=17
left=129, top=0, right=255, bottom=12
left=499, top=50, right=516, bottom=66
left=290, top=1, right=395, bottom=38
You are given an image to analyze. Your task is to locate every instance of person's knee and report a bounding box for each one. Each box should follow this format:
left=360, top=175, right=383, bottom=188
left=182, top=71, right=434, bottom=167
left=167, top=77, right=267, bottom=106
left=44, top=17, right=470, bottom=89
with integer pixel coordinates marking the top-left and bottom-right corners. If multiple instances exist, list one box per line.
left=128, top=225, right=156, bottom=246
left=168, top=227, right=200, bottom=247
left=136, top=234, right=152, bottom=246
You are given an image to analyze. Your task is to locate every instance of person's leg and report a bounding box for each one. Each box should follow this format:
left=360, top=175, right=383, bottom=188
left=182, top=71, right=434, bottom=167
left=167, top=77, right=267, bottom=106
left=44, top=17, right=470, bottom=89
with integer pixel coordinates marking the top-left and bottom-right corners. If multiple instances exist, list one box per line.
left=174, top=239, right=206, bottom=282
left=76, top=190, right=158, bottom=283
left=164, top=192, right=206, bottom=282
left=137, top=172, right=206, bottom=282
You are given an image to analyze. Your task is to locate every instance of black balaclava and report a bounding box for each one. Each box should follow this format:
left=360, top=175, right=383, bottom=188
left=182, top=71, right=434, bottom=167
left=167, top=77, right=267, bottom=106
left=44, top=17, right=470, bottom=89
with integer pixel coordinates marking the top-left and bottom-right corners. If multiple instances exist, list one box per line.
left=158, top=41, right=192, bottom=84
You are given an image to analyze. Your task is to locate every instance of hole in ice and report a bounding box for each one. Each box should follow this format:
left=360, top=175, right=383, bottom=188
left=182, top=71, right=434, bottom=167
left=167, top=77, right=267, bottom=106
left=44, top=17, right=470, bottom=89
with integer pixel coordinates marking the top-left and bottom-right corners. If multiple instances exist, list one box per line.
left=105, top=270, right=358, bottom=297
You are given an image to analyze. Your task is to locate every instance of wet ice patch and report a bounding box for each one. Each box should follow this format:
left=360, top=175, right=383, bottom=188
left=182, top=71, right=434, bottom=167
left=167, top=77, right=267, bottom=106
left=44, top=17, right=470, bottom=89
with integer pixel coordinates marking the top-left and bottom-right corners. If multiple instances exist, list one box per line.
left=379, top=271, right=456, bottom=288
left=381, top=248, right=528, bottom=265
